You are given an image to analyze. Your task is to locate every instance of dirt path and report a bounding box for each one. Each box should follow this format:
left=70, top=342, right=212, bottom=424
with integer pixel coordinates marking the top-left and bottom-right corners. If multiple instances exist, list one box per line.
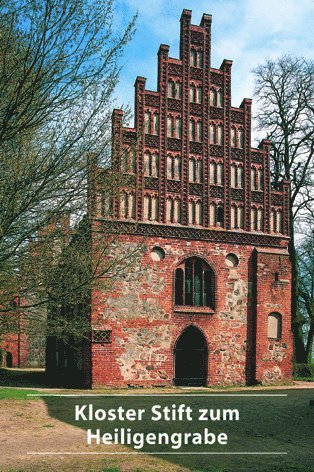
left=0, top=399, right=188, bottom=472
left=1, top=379, right=313, bottom=471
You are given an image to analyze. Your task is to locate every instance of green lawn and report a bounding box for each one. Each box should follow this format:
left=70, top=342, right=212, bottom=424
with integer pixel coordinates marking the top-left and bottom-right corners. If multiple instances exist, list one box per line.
left=1, top=382, right=313, bottom=471
left=0, top=387, right=40, bottom=400
left=42, top=389, right=314, bottom=472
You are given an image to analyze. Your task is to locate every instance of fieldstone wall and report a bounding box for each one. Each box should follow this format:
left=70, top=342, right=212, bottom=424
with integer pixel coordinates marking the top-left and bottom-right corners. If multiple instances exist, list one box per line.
left=89, top=235, right=292, bottom=387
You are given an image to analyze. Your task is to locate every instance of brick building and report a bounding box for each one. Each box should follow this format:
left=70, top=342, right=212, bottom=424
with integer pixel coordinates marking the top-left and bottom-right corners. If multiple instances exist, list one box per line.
left=48, top=9, right=293, bottom=387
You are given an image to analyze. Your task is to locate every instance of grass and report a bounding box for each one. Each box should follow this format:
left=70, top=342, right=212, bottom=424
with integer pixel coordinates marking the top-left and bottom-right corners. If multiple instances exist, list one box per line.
left=42, top=389, right=314, bottom=472
left=1, top=368, right=314, bottom=471
left=0, top=387, right=40, bottom=400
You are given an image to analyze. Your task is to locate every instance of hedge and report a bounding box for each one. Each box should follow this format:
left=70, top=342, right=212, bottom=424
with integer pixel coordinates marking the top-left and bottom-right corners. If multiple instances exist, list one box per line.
left=293, top=363, right=314, bottom=378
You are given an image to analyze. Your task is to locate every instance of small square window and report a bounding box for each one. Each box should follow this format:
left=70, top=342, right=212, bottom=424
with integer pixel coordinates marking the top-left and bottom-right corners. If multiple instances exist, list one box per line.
left=93, top=330, right=112, bottom=344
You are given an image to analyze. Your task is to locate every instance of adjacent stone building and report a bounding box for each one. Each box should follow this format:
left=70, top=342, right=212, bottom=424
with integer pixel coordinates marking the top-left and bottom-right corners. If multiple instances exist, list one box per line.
left=48, top=9, right=293, bottom=387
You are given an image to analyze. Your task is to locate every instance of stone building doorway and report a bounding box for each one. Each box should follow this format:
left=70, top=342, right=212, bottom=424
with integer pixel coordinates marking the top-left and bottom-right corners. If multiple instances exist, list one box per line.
left=2, top=351, right=13, bottom=368
left=174, top=326, right=208, bottom=386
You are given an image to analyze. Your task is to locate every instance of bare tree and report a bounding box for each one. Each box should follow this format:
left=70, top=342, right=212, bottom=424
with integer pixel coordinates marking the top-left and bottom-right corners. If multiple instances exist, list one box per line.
left=253, top=55, right=314, bottom=362
left=298, top=230, right=314, bottom=362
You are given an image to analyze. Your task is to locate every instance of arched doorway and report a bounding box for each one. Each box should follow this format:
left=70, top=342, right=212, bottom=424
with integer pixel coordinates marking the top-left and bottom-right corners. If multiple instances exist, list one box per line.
left=174, top=326, right=208, bottom=386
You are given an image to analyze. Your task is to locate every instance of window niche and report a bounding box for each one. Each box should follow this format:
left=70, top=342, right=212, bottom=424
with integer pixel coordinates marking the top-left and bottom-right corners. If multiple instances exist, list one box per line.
left=175, top=257, right=215, bottom=310
left=144, top=151, right=159, bottom=177
left=267, top=313, right=282, bottom=339
left=151, top=246, right=165, bottom=262
left=225, top=253, right=239, bottom=268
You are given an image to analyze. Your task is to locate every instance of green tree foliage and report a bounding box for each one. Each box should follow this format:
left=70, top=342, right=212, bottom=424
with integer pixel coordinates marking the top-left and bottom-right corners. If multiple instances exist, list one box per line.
left=0, top=0, right=137, bottom=334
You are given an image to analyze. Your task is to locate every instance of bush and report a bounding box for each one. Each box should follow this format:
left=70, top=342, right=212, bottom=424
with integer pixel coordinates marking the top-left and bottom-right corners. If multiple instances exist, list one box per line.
left=293, top=363, right=314, bottom=378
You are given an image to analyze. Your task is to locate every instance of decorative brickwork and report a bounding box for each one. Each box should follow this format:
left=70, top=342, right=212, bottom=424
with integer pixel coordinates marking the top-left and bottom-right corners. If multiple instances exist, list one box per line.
left=51, top=9, right=293, bottom=388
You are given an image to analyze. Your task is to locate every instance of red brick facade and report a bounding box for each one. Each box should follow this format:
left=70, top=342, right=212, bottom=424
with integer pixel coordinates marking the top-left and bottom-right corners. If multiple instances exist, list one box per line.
left=87, top=9, right=293, bottom=387
left=0, top=332, right=28, bottom=368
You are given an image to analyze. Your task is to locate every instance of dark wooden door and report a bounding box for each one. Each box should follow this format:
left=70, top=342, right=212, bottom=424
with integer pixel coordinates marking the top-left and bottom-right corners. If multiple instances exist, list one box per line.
left=174, top=326, right=208, bottom=386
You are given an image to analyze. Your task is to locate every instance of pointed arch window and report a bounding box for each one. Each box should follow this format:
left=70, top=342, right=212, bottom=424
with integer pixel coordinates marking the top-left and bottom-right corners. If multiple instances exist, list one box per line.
left=189, top=158, right=202, bottom=183
left=210, top=161, right=224, bottom=185
left=144, top=195, right=159, bottom=221
left=175, top=257, right=215, bottom=309
left=145, top=111, right=159, bottom=135
left=251, top=206, right=264, bottom=231
left=231, top=205, right=244, bottom=229
left=189, top=200, right=202, bottom=225
left=231, top=164, right=244, bottom=188
left=168, top=80, right=182, bottom=99
left=270, top=209, right=283, bottom=233
left=120, top=192, right=135, bottom=219
left=167, top=155, right=181, bottom=180
left=144, top=152, right=159, bottom=177
left=166, top=198, right=181, bottom=224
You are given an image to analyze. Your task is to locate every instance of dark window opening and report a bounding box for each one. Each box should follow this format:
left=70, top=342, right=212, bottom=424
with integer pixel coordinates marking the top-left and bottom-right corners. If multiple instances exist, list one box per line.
left=175, top=257, right=215, bottom=309
left=216, top=206, right=224, bottom=226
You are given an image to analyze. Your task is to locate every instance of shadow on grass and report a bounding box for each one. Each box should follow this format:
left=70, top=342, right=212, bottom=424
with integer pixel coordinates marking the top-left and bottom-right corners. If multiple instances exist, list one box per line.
left=42, top=389, right=314, bottom=472
left=0, top=368, right=53, bottom=388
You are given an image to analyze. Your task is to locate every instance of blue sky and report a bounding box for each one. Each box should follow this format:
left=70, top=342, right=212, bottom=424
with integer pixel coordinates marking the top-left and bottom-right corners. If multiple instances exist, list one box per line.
left=113, top=0, right=313, bottom=140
